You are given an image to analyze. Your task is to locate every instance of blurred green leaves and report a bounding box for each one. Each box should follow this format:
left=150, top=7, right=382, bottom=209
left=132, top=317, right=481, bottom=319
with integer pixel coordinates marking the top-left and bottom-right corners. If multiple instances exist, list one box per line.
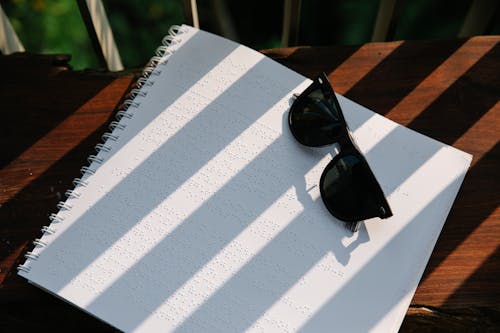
left=3, top=0, right=184, bottom=69
left=2, top=0, right=498, bottom=70
left=104, top=0, right=183, bottom=68
left=4, top=0, right=98, bottom=68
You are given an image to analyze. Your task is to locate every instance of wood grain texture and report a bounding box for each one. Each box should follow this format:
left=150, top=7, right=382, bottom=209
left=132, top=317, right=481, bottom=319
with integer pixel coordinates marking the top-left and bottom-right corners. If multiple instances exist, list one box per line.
left=0, top=37, right=498, bottom=332
left=263, top=37, right=500, bottom=309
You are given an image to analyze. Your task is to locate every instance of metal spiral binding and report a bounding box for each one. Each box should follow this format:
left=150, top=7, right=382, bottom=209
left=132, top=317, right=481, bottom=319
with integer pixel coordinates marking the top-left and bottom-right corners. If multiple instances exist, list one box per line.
left=17, top=264, right=31, bottom=273
left=136, top=77, right=154, bottom=89
left=17, top=24, right=188, bottom=274
left=80, top=166, right=95, bottom=175
left=109, top=121, right=126, bottom=131
left=41, top=226, right=56, bottom=235
left=95, top=143, right=111, bottom=153
left=57, top=201, right=72, bottom=210
left=33, top=238, right=48, bottom=247
left=49, top=213, right=64, bottom=223
left=65, top=190, right=81, bottom=199
left=25, top=252, right=40, bottom=260
left=115, top=110, right=134, bottom=120
left=72, top=178, right=89, bottom=187
left=87, top=155, right=104, bottom=164
left=129, top=88, right=148, bottom=98
left=123, top=99, right=141, bottom=110
left=101, top=133, right=119, bottom=142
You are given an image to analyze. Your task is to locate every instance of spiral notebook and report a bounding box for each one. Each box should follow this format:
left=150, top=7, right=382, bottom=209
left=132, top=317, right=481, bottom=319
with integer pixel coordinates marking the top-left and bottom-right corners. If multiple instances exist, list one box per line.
left=18, top=25, right=471, bottom=332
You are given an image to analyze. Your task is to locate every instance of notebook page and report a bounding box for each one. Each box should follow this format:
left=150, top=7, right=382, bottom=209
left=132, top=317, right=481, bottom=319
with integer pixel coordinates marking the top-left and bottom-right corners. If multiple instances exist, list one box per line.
left=19, top=26, right=471, bottom=332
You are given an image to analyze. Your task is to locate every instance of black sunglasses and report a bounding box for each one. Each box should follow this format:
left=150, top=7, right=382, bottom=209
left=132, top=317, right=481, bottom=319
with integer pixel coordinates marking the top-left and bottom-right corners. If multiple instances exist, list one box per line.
left=289, top=73, right=392, bottom=231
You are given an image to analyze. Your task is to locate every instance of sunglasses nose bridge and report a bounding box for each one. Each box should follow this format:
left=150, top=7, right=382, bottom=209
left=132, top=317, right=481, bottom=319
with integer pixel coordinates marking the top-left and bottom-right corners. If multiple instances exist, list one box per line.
left=335, top=128, right=350, bottom=147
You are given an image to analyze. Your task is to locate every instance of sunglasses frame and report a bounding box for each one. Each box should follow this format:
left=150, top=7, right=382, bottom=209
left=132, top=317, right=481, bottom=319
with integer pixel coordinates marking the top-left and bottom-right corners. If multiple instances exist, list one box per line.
left=289, top=72, right=392, bottom=231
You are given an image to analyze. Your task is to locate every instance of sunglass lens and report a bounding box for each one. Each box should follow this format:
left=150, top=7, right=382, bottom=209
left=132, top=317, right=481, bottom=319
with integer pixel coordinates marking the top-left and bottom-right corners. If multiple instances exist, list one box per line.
left=289, top=88, right=343, bottom=146
left=320, top=154, right=391, bottom=222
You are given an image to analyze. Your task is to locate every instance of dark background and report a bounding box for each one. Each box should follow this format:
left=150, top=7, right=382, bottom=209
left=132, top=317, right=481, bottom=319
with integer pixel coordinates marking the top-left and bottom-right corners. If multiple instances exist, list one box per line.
left=3, top=0, right=500, bottom=69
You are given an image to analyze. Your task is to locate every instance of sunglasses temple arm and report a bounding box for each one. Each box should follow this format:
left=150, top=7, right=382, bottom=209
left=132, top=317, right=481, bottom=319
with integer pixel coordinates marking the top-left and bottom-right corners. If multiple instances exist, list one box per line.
left=348, top=221, right=361, bottom=232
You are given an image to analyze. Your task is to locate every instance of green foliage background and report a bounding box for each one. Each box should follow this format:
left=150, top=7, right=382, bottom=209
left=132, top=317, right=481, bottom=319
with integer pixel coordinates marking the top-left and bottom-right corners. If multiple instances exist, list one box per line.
left=3, top=0, right=499, bottom=70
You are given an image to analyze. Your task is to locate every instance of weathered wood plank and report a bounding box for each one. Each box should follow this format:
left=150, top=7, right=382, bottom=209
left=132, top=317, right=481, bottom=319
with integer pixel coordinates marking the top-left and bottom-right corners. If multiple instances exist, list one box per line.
left=1, top=37, right=498, bottom=331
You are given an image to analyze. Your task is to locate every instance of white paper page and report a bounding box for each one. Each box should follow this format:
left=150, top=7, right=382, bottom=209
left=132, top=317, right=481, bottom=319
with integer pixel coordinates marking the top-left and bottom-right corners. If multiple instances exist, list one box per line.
left=19, top=26, right=471, bottom=333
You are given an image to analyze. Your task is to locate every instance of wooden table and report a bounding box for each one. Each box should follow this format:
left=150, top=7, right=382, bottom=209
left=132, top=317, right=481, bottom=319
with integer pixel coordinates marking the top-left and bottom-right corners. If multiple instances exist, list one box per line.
left=1, top=37, right=498, bottom=332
